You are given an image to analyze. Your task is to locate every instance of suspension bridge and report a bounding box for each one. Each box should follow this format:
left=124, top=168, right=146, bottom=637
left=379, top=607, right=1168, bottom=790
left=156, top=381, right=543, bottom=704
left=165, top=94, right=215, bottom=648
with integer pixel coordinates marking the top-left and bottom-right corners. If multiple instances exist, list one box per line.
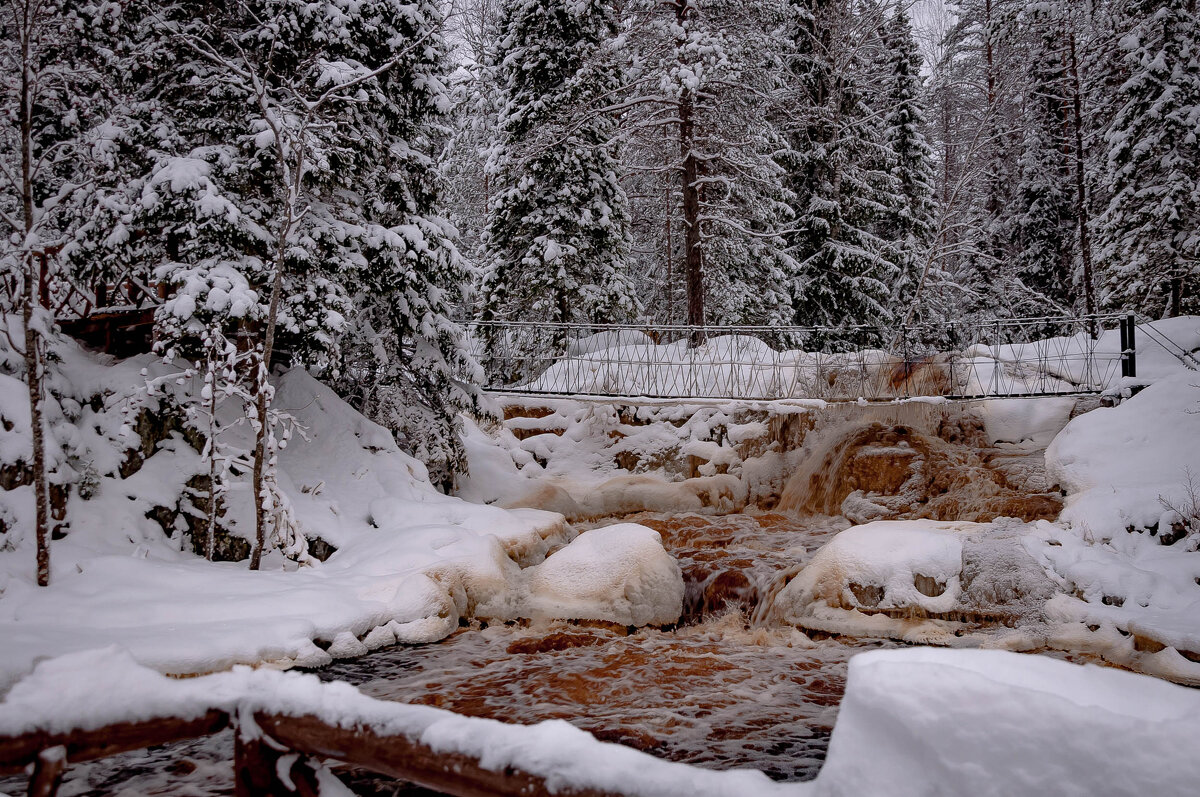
left=15, top=265, right=1198, bottom=403
left=469, top=314, right=1199, bottom=403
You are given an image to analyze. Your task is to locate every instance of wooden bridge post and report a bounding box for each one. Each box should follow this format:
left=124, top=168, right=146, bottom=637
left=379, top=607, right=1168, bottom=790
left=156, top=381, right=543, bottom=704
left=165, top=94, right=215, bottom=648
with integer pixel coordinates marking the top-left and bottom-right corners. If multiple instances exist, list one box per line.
left=27, top=745, right=66, bottom=797
left=233, top=714, right=321, bottom=797
left=1119, top=316, right=1128, bottom=378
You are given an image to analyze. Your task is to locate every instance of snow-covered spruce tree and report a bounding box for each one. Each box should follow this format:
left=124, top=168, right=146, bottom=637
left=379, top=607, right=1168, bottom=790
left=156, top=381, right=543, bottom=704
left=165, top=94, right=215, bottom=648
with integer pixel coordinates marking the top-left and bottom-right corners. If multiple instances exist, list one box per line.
left=1097, top=0, right=1200, bottom=317
left=1009, top=5, right=1076, bottom=317
left=479, top=0, right=637, bottom=348
left=86, top=0, right=478, bottom=557
left=616, top=0, right=799, bottom=338
left=878, top=6, right=938, bottom=327
left=777, top=0, right=899, bottom=351
left=0, top=0, right=112, bottom=585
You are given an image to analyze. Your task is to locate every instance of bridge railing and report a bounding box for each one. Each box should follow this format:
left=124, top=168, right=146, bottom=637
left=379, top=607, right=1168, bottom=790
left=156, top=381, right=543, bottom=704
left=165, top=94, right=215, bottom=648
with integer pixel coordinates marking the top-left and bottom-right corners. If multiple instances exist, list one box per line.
left=466, top=314, right=1133, bottom=401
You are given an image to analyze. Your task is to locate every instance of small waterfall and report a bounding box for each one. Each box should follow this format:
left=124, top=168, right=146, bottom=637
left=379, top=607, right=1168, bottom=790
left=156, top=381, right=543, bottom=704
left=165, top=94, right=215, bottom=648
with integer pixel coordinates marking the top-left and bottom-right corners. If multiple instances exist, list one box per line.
left=776, top=405, right=1062, bottom=524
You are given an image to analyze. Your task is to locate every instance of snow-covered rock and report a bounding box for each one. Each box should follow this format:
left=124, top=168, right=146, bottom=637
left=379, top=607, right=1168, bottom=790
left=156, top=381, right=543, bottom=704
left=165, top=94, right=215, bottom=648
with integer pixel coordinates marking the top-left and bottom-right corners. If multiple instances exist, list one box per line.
left=814, top=648, right=1200, bottom=797
left=524, top=524, right=684, bottom=627
left=773, top=520, right=1058, bottom=643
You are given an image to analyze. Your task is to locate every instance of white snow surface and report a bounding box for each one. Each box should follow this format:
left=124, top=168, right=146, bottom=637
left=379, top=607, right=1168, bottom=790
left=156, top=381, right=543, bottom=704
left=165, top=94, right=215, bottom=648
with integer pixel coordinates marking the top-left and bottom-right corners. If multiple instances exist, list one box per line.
left=816, top=647, right=1200, bottom=797
left=1047, top=371, right=1200, bottom=540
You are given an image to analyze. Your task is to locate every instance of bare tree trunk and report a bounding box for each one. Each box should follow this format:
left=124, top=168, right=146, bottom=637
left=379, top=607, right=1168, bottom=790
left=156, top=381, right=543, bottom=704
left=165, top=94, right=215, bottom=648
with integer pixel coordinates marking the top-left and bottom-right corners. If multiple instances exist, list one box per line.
left=1067, top=29, right=1098, bottom=331
left=17, top=11, right=51, bottom=586
left=248, top=230, right=287, bottom=571
left=24, top=256, right=50, bottom=586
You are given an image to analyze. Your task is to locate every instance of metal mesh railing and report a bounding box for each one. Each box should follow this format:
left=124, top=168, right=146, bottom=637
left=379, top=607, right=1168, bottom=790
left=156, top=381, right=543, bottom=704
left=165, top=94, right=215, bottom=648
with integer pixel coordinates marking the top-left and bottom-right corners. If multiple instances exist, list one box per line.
left=466, top=314, right=1135, bottom=401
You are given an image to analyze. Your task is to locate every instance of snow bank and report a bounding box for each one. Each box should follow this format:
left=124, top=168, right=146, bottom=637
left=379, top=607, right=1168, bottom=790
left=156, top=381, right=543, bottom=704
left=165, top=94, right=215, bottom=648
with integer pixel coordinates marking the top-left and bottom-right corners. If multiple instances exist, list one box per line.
left=814, top=648, right=1200, bottom=797
left=1023, top=371, right=1200, bottom=681
left=1046, top=371, right=1200, bottom=539
left=0, top=332, right=685, bottom=690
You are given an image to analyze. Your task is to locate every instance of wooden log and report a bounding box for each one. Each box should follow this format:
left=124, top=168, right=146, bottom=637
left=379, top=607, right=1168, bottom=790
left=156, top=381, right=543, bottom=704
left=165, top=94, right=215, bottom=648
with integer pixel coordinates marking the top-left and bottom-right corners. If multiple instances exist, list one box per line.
left=0, top=710, right=229, bottom=776
left=26, top=746, right=66, bottom=797
left=255, top=712, right=625, bottom=797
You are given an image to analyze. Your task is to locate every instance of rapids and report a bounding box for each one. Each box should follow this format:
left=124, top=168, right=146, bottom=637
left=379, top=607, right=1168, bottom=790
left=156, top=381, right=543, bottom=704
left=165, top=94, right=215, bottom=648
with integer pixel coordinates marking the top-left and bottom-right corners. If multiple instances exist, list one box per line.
left=321, top=512, right=891, bottom=784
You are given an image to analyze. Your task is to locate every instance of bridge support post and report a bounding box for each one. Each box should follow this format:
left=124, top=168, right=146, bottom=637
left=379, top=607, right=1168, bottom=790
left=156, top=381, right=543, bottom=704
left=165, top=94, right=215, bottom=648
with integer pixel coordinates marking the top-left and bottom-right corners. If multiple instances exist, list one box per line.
left=1126, top=313, right=1136, bottom=378
left=1119, top=317, right=1128, bottom=378
left=1120, top=314, right=1137, bottom=379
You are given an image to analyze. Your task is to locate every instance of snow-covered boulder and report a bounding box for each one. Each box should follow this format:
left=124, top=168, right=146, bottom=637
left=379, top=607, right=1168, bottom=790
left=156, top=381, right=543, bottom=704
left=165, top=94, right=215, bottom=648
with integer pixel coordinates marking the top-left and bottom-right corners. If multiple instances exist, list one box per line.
left=523, top=524, right=684, bottom=627
left=774, top=520, right=1058, bottom=643
left=814, top=648, right=1200, bottom=797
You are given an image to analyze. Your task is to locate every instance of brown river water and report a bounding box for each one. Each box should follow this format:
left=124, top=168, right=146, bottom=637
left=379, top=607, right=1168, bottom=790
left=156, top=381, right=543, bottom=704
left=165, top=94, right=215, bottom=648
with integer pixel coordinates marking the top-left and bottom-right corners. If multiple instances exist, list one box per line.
left=321, top=512, right=890, bottom=784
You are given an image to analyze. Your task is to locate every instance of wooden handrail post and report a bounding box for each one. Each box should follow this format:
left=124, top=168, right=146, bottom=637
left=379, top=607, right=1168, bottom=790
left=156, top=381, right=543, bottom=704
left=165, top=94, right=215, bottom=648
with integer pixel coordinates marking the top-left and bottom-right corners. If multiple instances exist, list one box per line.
left=27, top=745, right=66, bottom=797
left=234, top=711, right=323, bottom=797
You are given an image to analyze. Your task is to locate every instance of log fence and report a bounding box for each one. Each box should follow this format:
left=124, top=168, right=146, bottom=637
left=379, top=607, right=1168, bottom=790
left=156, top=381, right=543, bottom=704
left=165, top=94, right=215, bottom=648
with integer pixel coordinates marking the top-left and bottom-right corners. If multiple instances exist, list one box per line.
left=1, top=707, right=619, bottom=797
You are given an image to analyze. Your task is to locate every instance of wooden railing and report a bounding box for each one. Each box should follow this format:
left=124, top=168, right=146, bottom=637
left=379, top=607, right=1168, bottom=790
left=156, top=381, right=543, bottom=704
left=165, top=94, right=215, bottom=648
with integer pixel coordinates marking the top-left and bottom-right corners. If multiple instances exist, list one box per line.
left=1, top=708, right=621, bottom=797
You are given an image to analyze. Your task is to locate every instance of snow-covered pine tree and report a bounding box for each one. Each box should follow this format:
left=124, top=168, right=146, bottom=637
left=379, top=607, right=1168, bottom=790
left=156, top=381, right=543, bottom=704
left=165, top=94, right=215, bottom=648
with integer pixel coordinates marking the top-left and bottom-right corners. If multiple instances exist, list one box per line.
left=85, top=0, right=480, bottom=552
left=1010, top=5, right=1076, bottom=316
left=1097, top=0, right=1200, bottom=316
left=878, top=6, right=938, bottom=327
left=777, top=0, right=899, bottom=350
left=479, top=0, right=637, bottom=338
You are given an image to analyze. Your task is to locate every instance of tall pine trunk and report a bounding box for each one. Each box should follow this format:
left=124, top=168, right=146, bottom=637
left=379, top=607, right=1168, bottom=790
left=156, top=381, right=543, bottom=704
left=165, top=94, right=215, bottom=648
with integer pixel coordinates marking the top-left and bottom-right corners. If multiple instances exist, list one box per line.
left=1067, top=29, right=1097, bottom=330
left=675, top=0, right=705, bottom=345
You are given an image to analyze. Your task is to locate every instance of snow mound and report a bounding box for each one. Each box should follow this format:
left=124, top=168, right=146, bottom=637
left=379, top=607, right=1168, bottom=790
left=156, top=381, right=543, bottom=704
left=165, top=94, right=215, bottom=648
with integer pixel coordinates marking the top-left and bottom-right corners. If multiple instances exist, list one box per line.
left=814, top=648, right=1200, bottom=797
left=774, top=520, right=1058, bottom=642
left=1047, top=371, right=1200, bottom=540
left=524, top=524, right=684, bottom=627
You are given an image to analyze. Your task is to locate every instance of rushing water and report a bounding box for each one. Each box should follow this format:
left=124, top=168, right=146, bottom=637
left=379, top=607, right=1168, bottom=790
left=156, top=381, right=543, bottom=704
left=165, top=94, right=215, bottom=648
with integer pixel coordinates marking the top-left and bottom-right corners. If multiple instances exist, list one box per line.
left=320, top=512, right=892, bottom=783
